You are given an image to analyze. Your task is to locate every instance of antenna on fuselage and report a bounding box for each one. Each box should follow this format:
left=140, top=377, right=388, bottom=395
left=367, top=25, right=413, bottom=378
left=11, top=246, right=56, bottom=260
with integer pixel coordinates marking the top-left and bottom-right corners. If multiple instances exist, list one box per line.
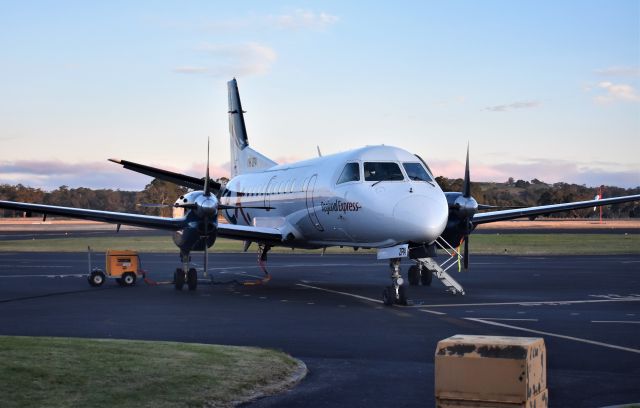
left=317, top=146, right=322, bottom=157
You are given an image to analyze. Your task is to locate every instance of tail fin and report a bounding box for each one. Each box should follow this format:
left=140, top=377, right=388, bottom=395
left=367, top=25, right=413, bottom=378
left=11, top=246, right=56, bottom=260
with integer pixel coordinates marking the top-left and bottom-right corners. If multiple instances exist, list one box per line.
left=228, top=79, right=277, bottom=177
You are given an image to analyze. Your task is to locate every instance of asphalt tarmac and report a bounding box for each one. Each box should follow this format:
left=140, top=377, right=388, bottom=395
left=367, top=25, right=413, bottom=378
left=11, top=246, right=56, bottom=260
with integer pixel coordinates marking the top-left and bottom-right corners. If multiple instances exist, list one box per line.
left=0, top=252, right=638, bottom=407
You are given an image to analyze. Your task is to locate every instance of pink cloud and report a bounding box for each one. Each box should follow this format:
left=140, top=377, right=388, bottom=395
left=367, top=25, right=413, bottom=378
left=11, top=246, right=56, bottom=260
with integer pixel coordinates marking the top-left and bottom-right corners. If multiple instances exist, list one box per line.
left=429, top=159, right=639, bottom=188
left=1, top=157, right=637, bottom=192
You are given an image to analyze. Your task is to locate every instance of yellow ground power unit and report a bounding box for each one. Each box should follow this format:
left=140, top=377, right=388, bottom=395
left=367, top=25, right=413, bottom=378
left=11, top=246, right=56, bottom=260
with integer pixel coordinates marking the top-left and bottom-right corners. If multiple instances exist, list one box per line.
left=435, top=335, right=548, bottom=408
left=87, top=247, right=143, bottom=287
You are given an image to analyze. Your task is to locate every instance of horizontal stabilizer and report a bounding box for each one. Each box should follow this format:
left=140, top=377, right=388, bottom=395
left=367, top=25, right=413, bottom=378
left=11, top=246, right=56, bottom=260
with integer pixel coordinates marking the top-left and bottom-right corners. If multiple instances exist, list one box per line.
left=109, top=159, right=220, bottom=192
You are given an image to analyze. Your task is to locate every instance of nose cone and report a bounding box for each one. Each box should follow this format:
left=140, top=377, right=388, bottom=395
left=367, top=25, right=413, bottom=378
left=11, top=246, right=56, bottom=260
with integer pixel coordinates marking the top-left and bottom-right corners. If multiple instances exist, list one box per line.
left=392, top=194, right=448, bottom=243
left=195, top=195, right=219, bottom=218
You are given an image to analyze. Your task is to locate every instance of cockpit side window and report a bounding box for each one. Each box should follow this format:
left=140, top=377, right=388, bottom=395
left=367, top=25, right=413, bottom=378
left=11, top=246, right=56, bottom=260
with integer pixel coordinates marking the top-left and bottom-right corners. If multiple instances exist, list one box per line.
left=402, top=162, right=433, bottom=182
left=364, top=162, right=404, bottom=182
left=337, top=162, right=360, bottom=184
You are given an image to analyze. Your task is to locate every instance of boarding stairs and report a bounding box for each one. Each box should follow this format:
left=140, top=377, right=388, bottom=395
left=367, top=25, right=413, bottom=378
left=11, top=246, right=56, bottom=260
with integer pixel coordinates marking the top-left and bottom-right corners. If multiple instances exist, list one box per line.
left=416, top=237, right=466, bottom=295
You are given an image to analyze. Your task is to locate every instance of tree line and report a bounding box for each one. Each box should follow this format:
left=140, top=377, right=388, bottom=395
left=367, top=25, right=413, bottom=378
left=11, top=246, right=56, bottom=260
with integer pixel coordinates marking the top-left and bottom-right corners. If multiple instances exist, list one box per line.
left=1, top=177, right=638, bottom=219
left=435, top=177, right=640, bottom=218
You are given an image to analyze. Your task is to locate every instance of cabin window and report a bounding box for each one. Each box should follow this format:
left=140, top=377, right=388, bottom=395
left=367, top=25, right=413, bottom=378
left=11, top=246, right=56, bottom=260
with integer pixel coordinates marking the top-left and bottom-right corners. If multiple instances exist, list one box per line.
left=337, top=162, right=360, bottom=184
left=364, top=162, right=404, bottom=182
left=402, top=162, right=433, bottom=182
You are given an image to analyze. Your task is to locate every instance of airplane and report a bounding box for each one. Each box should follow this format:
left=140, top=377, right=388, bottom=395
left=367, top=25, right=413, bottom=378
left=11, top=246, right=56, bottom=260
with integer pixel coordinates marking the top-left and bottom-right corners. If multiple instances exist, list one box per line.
left=1, top=78, right=639, bottom=306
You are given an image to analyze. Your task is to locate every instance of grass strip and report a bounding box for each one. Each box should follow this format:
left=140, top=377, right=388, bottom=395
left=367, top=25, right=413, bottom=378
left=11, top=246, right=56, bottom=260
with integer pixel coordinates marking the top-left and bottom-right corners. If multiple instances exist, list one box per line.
left=0, top=336, right=302, bottom=408
left=0, top=234, right=637, bottom=255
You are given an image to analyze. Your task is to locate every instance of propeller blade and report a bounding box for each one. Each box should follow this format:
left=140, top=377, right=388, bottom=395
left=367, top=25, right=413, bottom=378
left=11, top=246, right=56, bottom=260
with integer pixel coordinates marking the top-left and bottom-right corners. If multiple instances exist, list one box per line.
left=463, top=236, right=469, bottom=270
left=203, top=212, right=209, bottom=278
left=218, top=204, right=275, bottom=211
left=204, top=241, right=208, bottom=278
left=204, top=138, right=211, bottom=196
left=136, top=203, right=173, bottom=208
left=175, top=203, right=197, bottom=210
left=462, top=143, right=471, bottom=198
left=477, top=204, right=525, bottom=210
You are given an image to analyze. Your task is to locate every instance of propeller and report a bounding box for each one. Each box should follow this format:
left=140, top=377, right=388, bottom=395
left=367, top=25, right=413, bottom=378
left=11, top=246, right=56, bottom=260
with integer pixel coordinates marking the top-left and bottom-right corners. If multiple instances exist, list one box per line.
left=451, top=144, right=477, bottom=270
left=462, top=145, right=471, bottom=269
left=203, top=138, right=212, bottom=278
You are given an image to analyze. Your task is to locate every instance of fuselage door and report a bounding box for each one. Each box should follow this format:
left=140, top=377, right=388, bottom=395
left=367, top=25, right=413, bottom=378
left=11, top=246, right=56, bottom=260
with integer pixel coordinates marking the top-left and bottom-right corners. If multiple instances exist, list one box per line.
left=305, top=174, right=324, bottom=231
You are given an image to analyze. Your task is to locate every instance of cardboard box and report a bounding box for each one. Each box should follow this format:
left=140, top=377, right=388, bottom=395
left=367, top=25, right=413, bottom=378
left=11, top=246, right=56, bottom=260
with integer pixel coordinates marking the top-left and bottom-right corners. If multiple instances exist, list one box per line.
left=435, top=335, right=546, bottom=403
left=435, top=389, right=548, bottom=408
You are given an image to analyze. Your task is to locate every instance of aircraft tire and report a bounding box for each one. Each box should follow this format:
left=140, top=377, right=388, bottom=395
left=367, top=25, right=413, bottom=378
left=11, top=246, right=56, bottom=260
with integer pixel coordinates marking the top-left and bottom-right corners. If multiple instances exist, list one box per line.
left=397, top=285, right=407, bottom=306
left=187, top=268, right=198, bottom=291
left=408, top=265, right=420, bottom=285
left=382, top=287, right=394, bottom=306
left=420, top=269, right=432, bottom=286
left=174, top=268, right=185, bottom=291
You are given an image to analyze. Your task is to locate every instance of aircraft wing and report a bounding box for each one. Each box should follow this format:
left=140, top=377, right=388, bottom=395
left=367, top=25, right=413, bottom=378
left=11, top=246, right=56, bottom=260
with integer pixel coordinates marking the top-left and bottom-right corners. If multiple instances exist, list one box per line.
left=0, top=200, right=187, bottom=230
left=108, top=159, right=221, bottom=192
left=472, top=194, right=640, bottom=225
left=217, top=223, right=283, bottom=243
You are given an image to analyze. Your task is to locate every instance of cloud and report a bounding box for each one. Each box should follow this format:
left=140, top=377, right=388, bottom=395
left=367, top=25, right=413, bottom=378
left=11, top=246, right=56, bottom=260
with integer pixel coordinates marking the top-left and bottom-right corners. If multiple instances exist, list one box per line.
left=173, top=66, right=210, bottom=74
left=174, top=42, right=276, bottom=77
left=159, top=9, right=339, bottom=33
left=0, top=160, right=150, bottom=191
left=0, top=160, right=232, bottom=191
left=429, top=158, right=639, bottom=188
left=483, top=101, right=541, bottom=112
left=595, top=66, right=640, bottom=77
left=593, top=81, right=640, bottom=103
left=269, top=9, right=339, bottom=30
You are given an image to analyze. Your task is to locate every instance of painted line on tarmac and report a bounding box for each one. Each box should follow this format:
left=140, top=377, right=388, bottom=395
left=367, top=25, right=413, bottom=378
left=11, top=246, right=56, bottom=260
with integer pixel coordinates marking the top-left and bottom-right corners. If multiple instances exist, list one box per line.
left=296, top=283, right=383, bottom=304
left=591, top=321, right=640, bottom=324
left=419, top=309, right=447, bottom=316
left=473, top=318, right=539, bottom=322
left=417, top=297, right=640, bottom=308
left=465, top=317, right=640, bottom=355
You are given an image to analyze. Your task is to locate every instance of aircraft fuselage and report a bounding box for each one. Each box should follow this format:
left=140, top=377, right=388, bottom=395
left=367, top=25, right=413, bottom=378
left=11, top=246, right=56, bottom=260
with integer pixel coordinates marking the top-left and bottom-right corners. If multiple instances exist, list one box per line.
left=220, top=145, right=449, bottom=249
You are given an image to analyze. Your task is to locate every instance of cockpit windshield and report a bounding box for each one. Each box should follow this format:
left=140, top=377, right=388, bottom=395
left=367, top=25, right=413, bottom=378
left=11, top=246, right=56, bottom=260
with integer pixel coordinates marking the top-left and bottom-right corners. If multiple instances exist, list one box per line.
left=364, top=162, right=404, bottom=182
left=402, top=162, right=433, bottom=182
left=337, top=162, right=360, bottom=184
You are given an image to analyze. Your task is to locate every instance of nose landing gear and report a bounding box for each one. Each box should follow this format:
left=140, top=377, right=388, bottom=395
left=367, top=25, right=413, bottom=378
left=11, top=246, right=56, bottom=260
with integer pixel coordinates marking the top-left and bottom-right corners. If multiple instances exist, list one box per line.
left=174, top=251, right=197, bottom=291
left=382, top=258, right=407, bottom=306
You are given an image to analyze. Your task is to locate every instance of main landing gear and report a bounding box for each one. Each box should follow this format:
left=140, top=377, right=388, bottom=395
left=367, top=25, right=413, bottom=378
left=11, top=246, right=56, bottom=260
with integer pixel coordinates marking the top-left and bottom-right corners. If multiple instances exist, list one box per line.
left=408, top=262, right=432, bottom=286
left=174, top=251, right=198, bottom=291
left=382, top=258, right=407, bottom=306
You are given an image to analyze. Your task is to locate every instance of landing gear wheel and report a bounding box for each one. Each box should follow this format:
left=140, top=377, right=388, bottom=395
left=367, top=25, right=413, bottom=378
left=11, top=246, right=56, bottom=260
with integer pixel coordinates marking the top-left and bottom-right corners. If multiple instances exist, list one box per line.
left=382, top=286, right=407, bottom=306
left=187, top=268, right=198, bottom=291
left=382, top=287, right=394, bottom=306
left=397, top=285, right=407, bottom=305
left=408, top=265, right=420, bottom=286
left=88, top=270, right=105, bottom=287
left=122, top=272, right=136, bottom=287
left=420, top=268, right=432, bottom=286
left=174, top=268, right=185, bottom=291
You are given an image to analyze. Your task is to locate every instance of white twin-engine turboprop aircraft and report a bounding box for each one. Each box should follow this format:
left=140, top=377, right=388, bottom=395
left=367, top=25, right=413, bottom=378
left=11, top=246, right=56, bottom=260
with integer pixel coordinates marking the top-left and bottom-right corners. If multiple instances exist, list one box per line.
left=1, top=79, right=639, bottom=305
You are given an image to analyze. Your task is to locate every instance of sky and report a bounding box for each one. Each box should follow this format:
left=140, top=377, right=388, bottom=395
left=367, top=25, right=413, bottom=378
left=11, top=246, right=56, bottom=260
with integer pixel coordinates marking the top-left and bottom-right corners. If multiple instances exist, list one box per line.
left=0, top=0, right=639, bottom=191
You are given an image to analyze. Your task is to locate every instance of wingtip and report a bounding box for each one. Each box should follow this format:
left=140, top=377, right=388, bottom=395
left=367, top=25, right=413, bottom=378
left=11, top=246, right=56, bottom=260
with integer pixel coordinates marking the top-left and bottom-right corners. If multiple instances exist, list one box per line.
left=108, top=158, right=122, bottom=164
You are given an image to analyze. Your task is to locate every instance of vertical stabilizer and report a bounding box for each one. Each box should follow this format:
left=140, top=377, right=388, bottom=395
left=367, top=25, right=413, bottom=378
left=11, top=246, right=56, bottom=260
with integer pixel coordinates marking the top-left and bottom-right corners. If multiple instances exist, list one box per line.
left=228, top=79, right=277, bottom=177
